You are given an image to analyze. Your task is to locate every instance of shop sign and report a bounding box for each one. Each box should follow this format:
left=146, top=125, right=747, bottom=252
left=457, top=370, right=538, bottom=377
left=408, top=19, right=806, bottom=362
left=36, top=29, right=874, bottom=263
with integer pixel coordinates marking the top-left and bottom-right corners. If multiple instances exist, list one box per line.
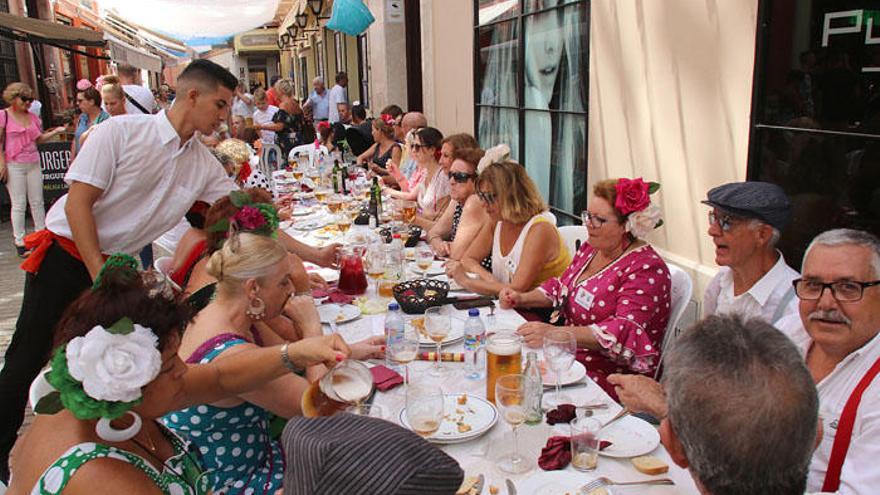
left=38, top=141, right=72, bottom=206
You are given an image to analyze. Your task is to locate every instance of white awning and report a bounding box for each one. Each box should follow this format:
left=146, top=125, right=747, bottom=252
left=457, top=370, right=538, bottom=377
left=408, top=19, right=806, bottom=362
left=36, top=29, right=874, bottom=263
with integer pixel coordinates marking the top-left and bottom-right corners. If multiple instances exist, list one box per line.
left=104, top=34, right=163, bottom=72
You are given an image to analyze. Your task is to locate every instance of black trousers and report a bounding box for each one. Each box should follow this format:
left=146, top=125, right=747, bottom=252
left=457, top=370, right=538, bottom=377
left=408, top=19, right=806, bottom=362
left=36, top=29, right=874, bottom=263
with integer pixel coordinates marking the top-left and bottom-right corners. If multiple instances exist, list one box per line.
left=0, top=243, right=90, bottom=480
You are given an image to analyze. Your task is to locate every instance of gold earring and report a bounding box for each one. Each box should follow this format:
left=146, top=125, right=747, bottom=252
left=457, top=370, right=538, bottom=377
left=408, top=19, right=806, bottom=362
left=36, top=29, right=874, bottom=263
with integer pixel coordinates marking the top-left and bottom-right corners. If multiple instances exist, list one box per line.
left=246, top=297, right=266, bottom=320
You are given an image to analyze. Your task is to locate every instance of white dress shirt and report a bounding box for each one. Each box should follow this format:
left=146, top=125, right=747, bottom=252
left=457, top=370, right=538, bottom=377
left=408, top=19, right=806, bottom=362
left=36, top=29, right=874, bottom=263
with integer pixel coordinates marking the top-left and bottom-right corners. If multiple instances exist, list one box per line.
left=777, top=321, right=880, bottom=495
left=45, top=111, right=235, bottom=255
left=703, top=252, right=799, bottom=323
left=327, top=84, right=347, bottom=123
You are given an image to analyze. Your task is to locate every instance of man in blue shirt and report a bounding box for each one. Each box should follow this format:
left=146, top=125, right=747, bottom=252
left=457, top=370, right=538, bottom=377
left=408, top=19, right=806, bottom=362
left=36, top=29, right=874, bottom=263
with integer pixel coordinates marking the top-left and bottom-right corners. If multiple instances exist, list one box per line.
left=304, top=76, right=330, bottom=123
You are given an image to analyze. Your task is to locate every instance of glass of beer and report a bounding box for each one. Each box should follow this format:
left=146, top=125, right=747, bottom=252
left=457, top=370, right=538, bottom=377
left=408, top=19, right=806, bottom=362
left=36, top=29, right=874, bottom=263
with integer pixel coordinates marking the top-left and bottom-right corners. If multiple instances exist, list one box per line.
left=495, top=373, right=532, bottom=473
left=401, top=200, right=417, bottom=224
left=406, top=384, right=444, bottom=438
left=486, top=332, right=523, bottom=403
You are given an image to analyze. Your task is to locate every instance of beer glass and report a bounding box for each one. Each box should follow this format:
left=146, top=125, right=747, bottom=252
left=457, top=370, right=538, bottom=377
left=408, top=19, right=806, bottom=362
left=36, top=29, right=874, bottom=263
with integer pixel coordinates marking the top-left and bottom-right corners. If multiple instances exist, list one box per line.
left=486, top=332, right=523, bottom=403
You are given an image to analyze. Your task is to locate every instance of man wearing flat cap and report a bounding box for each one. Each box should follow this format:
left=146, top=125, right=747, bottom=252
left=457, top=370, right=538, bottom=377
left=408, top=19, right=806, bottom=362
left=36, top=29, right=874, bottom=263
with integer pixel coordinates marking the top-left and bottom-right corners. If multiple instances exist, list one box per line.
left=701, top=181, right=799, bottom=324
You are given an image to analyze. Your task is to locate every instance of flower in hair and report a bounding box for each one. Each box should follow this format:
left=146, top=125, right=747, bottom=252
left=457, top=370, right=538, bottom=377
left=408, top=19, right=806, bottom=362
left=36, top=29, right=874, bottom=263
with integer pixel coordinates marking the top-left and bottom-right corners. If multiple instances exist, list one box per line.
left=380, top=113, right=394, bottom=125
left=317, top=121, right=331, bottom=132
left=477, top=144, right=511, bottom=174
left=76, top=79, right=93, bottom=91
left=614, top=178, right=663, bottom=238
left=233, top=205, right=267, bottom=230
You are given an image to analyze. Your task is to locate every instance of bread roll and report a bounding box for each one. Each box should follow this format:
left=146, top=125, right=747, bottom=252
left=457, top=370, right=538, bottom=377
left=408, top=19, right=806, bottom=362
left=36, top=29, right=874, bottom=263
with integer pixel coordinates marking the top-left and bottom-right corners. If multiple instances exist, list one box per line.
left=631, top=455, right=669, bottom=475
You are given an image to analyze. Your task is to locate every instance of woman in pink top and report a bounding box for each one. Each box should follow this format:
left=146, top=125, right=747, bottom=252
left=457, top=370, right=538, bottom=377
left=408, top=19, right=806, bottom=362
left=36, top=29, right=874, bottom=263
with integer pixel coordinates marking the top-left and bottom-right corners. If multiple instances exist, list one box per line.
left=0, top=83, right=65, bottom=256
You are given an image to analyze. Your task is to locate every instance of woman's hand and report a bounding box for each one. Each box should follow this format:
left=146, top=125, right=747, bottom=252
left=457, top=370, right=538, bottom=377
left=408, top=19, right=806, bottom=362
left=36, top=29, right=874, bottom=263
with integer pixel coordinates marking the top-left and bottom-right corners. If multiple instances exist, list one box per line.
left=308, top=272, right=328, bottom=290
left=283, top=294, right=322, bottom=338
left=288, top=334, right=350, bottom=369
left=516, top=321, right=554, bottom=348
left=498, top=287, right=521, bottom=309
left=607, top=374, right=667, bottom=418
left=314, top=243, right=340, bottom=268
left=430, top=238, right=449, bottom=257
left=277, top=205, right=292, bottom=221
left=444, top=259, right=464, bottom=280
left=349, top=335, right=386, bottom=360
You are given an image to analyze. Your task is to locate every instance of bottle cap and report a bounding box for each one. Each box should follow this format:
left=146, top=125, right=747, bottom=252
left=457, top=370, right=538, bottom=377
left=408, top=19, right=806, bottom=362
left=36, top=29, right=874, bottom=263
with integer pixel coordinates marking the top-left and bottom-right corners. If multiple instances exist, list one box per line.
left=388, top=302, right=400, bottom=311
left=468, top=308, right=480, bottom=317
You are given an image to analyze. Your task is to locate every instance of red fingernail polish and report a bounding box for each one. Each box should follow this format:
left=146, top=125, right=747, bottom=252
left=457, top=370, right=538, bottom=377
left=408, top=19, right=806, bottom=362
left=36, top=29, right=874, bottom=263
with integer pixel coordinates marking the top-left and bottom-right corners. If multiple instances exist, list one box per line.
left=381, top=346, right=386, bottom=352
left=335, top=353, right=344, bottom=362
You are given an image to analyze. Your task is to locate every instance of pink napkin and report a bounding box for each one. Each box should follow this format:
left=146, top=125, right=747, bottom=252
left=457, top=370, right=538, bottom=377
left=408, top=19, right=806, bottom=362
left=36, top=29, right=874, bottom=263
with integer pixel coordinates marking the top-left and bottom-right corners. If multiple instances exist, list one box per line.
left=312, top=288, right=355, bottom=305
left=370, top=365, right=403, bottom=392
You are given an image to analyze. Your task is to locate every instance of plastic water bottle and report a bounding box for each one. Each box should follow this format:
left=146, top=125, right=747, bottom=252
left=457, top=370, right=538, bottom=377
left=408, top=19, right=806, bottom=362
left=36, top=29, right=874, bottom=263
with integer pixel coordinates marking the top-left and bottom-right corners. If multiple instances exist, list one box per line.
left=385, top=234, right=405, bottom=281
left=523, top=351, right=544, bottom=424
left=384, top=302, right=404, bottom=371
left=463, top=308, right=486, bottom=379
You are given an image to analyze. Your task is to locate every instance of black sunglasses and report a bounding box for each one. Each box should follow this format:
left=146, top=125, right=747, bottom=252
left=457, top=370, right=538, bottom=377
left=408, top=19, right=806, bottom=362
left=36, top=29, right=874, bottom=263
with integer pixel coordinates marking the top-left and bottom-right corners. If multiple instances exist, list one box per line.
left=448, top=171, right=477, bottom=184
left=19, top=96, right=33, bottom=103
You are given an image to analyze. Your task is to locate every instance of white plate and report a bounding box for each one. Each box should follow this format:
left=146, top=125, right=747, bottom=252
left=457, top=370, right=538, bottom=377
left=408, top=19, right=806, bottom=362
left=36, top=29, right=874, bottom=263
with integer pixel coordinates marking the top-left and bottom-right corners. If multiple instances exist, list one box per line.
left=317, top=304, right=361, bottom=325
left=291, top=206, right=314, bottom=217
left=542, top=360, right=587, bottom=387
left=599, top=415, right=661, bottom=458
left=518, top=470, right=615, bottom=495
left=410, top=321, right=464, bottom=347
left=399, top=394, right=498, bottom=444
left=293, top=219, right=327, bottom=231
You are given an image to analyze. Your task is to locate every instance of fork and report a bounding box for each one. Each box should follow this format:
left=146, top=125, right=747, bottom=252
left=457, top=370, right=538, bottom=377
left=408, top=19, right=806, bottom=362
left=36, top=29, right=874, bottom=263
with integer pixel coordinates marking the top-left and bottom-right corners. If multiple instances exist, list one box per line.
left=580, top=477, right=674, bottom=492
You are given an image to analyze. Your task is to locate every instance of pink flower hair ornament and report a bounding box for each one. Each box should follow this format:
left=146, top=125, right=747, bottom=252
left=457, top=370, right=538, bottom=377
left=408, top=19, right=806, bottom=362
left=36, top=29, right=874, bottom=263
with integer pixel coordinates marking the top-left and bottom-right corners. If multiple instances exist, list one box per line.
left=614, top=178, right=663, bottom=238
left=76, top=79, right=93, bottom=91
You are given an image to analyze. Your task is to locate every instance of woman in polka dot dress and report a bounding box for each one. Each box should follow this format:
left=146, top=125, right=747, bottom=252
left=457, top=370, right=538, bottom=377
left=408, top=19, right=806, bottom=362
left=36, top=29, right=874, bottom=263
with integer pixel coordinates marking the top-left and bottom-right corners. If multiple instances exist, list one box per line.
left=164, top=234, right=316, bottom=494
left=500, top=178, right=670, bottom=400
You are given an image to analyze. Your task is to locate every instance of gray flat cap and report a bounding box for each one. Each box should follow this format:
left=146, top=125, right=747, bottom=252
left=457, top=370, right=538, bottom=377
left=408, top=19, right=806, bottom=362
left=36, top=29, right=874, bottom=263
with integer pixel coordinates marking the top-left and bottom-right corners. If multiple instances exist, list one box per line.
left=702, top=181, right=791, bottom=232
left=282, top=414, right=464, bottom=495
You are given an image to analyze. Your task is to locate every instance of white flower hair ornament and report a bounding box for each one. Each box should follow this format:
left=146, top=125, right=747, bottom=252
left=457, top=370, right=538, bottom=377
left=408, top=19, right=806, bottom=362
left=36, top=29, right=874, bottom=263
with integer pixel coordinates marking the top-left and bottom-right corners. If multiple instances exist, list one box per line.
left=477, top=143, right=511, bottom=174
left=613, top=178, right=664, bottom=239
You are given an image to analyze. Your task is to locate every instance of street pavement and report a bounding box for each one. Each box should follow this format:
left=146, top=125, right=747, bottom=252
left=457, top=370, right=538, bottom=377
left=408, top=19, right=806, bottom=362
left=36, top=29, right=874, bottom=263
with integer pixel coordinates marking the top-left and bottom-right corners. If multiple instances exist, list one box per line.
left=0, top=220, right=24, bottom=364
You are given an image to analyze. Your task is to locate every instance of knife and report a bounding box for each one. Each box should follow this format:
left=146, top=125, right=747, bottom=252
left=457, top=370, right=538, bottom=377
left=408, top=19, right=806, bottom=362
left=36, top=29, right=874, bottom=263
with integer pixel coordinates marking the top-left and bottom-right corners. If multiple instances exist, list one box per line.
left=505, top=478, right=517, bottom=495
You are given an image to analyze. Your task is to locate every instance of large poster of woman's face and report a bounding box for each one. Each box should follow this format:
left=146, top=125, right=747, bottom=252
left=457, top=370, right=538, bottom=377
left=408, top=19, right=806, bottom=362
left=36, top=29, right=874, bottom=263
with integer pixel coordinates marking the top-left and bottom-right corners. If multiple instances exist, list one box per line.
left=477, top=0, right=588, bottom=218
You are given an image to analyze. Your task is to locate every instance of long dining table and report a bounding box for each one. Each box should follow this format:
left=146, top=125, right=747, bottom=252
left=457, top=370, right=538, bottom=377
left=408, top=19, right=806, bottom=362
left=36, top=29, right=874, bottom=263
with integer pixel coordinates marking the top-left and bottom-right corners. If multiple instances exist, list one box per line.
left=284, top=204, right=700, bottom=495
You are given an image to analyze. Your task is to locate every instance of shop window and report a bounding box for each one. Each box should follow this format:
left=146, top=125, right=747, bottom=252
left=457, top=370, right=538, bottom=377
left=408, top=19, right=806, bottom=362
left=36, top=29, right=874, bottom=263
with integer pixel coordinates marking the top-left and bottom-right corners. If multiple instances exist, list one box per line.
left=474, top=0, right=590, bottom=223
left=357, top=33, right=369, bottom=108
left=748, top=0, right=880, bottom=267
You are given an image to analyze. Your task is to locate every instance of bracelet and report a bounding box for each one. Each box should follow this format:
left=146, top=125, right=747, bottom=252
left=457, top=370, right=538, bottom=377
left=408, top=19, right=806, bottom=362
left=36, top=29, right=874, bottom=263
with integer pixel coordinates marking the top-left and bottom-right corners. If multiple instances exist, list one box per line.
left=280, top=342, right=303, bottom=374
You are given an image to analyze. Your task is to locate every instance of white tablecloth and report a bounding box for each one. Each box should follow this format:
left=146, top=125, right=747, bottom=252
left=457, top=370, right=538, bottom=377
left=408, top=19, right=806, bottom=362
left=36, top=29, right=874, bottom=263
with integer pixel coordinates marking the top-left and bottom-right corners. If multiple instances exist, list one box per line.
left=287, top=213, right=700, bottom=494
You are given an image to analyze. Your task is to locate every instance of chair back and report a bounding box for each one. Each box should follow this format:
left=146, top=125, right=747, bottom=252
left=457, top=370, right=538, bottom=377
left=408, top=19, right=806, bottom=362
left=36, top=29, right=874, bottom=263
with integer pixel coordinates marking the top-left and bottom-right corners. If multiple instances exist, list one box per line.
left=288, top=143, right=330, bottom=168
left=654, top=263, right=694, bottom=379
left=558, top=225, right=586, bottom=257
left=153, top=256, right=183, bottom=293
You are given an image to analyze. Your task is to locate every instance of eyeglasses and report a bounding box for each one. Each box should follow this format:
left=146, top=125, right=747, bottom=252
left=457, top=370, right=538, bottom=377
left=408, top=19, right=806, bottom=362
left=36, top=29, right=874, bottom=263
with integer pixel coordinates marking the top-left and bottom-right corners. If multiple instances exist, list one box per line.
left=448, top=171, right=476, bottom=184
left=20, top=96, right=33, bottom=103
left=581, top=211, right=611, bottom=228
left=793, top=278, right=880, bottom=302
left=411, top=143, right=427, bottom=151
left=477, top=190, right=496, bottom=204
left=708, top=210, right=745, bottom=232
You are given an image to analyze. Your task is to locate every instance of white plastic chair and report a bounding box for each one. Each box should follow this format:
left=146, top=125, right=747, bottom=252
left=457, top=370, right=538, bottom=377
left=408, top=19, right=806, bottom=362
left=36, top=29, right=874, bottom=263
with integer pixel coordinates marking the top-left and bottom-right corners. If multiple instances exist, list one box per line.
left=288, top=143, right=329, bottom=168
left=154, top=256, right=183, bottom=293
left=558, top=225, right=587, bottom=256
left=654, top=263, right=694, bottom=379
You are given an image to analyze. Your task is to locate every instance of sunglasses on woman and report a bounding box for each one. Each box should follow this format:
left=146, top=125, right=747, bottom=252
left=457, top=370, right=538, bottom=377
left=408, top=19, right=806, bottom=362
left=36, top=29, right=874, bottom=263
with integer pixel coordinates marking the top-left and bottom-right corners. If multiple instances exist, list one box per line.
left=448, top=171, right=476, bottom=184
left=19, top=96, right=34, bottom=103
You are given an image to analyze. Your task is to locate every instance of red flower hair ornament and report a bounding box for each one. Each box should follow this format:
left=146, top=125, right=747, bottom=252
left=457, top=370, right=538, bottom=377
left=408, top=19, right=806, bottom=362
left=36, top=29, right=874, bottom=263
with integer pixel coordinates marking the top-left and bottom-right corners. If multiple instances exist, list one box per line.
left=614, top=178, right=663, bottom=238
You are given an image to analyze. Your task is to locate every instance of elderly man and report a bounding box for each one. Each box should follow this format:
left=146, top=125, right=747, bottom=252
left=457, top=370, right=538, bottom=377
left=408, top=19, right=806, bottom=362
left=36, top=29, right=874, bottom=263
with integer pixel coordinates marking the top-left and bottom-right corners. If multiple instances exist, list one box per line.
left=702, top=181, right=799, bottom=324
left=304, top=76, right=330, bottom=123
left=614, top=228, right=880, bottom=494
left=660, top=314, right=819, bottom=495
left=328, top=72, right=348, bottom=124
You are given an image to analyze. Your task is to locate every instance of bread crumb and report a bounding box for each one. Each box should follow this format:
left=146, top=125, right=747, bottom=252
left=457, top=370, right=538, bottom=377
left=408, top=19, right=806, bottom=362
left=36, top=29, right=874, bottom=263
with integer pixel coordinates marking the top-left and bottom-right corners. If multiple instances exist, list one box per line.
left=457, top=423, right=472, bottom=433
left=488, top=486, right=499, bottom=495
left=457, top=394, right=468, bottom=405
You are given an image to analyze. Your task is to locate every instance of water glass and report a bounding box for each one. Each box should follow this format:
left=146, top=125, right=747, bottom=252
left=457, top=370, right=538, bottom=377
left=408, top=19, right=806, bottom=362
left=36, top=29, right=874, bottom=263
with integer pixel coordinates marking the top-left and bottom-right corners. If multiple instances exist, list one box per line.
left=544, top=328, right=576, bottom=406
left=570, top=417, right=601, bottom=471
left=405, top=384, right=444, bottom=438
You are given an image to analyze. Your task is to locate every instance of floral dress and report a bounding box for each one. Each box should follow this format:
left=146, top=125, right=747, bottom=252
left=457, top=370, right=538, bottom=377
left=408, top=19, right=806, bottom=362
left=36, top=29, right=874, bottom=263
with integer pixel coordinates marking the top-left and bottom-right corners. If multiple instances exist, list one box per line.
left=162, top=332, right=284, bottom=494
left=539, top=243, right=671, bottom=400
left=30, top=425, right=210, bottom=494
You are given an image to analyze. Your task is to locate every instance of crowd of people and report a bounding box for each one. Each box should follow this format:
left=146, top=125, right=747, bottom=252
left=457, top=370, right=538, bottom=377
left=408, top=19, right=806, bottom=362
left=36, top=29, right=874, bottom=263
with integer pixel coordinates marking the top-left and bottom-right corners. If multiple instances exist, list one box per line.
left=0, top=57, right=878, bottom=495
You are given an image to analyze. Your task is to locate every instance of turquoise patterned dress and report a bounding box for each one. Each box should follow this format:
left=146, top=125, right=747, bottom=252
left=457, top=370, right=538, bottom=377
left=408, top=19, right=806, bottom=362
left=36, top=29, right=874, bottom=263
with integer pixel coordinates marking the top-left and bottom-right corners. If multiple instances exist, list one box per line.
left=162, top=332, right=284, bottom=494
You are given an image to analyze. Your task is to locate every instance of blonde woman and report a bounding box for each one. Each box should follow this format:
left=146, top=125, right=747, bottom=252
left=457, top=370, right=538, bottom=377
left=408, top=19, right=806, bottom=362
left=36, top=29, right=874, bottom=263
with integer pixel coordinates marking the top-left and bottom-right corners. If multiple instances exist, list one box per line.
left=446, top=145, right=570, bottom=295
left=0, top=82, right=66, bottom=256
left=76, top=76, right=127, bottom=148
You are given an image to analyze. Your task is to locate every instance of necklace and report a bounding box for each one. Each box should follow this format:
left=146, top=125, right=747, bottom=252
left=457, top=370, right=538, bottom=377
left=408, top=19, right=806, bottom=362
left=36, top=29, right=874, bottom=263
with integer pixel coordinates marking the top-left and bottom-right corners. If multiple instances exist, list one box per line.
left=139, top=426, right=159, bottom=454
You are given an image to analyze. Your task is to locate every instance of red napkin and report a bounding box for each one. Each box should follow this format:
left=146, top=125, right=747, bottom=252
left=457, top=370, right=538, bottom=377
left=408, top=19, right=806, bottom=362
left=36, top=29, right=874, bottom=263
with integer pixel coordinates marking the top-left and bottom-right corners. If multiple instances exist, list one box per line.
left=370, top=365, right=403, bottom=392
left=546, top=404, right=577, bottom=425
left=539, top=436, right=572, bottom=470
left=312, top=288, right=355, bottom=305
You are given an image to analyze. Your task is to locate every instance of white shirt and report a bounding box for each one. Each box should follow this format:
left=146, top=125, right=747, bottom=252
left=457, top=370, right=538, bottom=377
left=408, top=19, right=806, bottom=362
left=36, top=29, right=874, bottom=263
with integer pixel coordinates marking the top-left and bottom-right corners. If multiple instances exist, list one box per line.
left=327, top=84, right=347, bottom=123
left=777, top=321, right=880, bottom=495
left=122, top=84, right=156, bottom=114
left=492, top=211, right=556, bottom=284
left=45, top=111, right=235, bottom=255
left=703, top=252, right=799, bottom=323
left=232, top=93, right=254, bottom=119
left=253, top=105, right=279, bottom=144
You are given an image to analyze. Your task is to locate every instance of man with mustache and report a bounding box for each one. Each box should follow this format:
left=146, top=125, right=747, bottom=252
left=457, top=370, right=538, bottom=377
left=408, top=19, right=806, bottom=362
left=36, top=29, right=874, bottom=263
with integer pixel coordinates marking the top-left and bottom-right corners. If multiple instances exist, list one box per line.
left=701, top=181, right=800, bottom=324
left=612, top=228, right=880, bottom=494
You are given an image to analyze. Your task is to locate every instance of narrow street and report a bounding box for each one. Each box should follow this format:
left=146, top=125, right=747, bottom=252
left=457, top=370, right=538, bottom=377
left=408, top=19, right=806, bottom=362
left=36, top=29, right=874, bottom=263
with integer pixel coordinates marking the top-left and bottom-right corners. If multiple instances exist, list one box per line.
left=0, top=220, right=24, bottom=364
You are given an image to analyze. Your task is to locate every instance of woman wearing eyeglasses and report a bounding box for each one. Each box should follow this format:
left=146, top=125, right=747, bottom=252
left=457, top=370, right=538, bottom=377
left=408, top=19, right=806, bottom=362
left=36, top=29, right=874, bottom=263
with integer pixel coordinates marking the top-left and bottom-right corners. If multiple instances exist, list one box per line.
left=0, top=83, right=66, bottom=257
left=446, top=146, right=570, bottom=297
left=427, top=147, right=492, bottom=268
left=383, top=127, right=451, bottom=228
left=497, top=178, right=670, bottom=400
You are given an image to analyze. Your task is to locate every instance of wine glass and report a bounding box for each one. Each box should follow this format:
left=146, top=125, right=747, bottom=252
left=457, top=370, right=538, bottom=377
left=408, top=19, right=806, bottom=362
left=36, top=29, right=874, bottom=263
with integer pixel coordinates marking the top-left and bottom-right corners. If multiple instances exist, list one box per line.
left=424, top=306, right=451, bottom=376
left=401, top=200, right=417, bottom=224
left=336, top=213, right=352, bottom=233
left=405, top=384, right=444, bottom=438
left=389, top=323, right=420, bottom=389
left=543, top=329, right=577, bottom=407
left=415, top=245, right=434, bottom=277
left=495, top=374, right=532, bottom=474
left=364, top=243, right=386, bottom=298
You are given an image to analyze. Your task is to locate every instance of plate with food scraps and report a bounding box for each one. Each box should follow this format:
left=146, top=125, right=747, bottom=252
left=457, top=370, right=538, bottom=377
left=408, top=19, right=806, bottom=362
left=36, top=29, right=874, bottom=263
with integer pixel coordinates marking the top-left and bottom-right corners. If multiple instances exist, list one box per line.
left=599, top=415, right=661, bottom=458
left=316, top=304, right=361, bottom=325
left=541, top=360, right=587, bottom=387
left=518, top=470, right=616, bottom=495
left=399, top=393, right=498, bottom=444
left=314, top=225, right=341, bottom=239
left=292, top=218, right=328, bottom=231
left=408, top=317, right=465, bottom=347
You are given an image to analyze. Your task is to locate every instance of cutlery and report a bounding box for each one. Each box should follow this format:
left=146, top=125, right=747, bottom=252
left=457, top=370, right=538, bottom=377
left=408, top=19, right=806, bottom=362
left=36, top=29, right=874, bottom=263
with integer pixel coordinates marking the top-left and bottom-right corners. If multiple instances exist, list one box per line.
left=472, top=474, right=485, bottom=494
left=599, top=407, right=630, bottom=430
left=542, top=402, right=608, bottom=412
left=505, top=478, right=517, bottom=495
left=580, top=476, right=674, bottom=492
left=542, top=381, right=588, bottom=390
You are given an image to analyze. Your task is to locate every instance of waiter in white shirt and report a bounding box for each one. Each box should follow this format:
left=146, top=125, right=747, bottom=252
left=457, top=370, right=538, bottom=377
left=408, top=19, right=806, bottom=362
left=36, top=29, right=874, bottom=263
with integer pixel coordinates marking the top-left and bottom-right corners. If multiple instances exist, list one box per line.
left=701, top=181, right=800, bottom=324
left=327, top=72, right=348, bottom=124
left=0, top=59, right=337, bottom=482
left=779, top=229, right=880, bottom=494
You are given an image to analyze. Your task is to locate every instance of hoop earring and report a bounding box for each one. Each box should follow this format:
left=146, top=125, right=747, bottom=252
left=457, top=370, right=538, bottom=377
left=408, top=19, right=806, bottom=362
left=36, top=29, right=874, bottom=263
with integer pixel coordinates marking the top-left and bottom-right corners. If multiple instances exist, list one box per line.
left=246, top=297, right=266, bottom=321
left=96, top=411, right=142, bottom=442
